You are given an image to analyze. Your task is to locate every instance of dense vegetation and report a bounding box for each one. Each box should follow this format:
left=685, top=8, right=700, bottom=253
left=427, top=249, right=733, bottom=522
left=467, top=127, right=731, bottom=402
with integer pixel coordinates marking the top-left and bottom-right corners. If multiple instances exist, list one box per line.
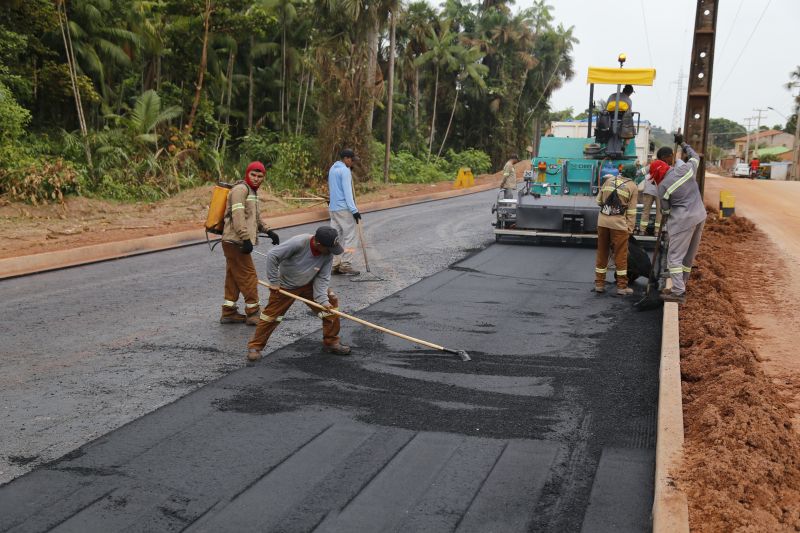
left=0, top=0, right=576, bottom=203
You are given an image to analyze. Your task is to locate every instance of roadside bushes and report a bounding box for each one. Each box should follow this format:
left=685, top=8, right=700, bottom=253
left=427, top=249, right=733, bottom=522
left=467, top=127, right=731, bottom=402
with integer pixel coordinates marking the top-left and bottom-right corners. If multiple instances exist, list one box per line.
left=371, top=142, right=492, bottom=183
left=238, top=132, right=321, bottom=190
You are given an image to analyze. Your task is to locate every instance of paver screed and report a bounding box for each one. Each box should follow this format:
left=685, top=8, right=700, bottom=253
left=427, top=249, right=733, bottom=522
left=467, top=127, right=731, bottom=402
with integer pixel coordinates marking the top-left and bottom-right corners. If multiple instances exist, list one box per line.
left=0, top=243, right=661, bottom=532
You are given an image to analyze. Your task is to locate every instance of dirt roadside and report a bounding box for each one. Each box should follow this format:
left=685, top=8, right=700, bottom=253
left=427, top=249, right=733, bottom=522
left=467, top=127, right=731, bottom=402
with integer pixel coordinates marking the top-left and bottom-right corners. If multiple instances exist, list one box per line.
left=704, top=175, right=800, bottom=420
left=674, top=174, right=800, bottom=530
left=0, top=162, right=529, bottom=261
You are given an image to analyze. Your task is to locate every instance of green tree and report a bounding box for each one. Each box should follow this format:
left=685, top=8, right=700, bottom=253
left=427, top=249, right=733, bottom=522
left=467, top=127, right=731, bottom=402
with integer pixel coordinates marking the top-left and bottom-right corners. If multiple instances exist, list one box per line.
left=707, top=117, right=745, bottom=150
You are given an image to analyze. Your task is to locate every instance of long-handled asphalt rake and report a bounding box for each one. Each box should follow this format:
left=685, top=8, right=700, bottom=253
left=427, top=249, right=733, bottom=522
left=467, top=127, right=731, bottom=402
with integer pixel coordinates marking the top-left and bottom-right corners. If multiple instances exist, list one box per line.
left=350, top=222, right=385, bottom=282
left=255, top=279, right=471, bottom=361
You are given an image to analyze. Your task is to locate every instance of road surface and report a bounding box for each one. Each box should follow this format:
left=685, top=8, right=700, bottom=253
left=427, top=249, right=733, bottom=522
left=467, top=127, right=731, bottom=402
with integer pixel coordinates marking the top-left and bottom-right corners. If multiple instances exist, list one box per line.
left=0, top=190, right=661, bottom=531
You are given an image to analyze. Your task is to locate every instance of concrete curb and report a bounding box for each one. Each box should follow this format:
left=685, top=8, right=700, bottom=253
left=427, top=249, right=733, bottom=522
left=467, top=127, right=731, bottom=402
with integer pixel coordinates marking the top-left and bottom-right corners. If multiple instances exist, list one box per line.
left=652, top=302, right=690, bottom=532
left=0, top=180, right=499, bottom=280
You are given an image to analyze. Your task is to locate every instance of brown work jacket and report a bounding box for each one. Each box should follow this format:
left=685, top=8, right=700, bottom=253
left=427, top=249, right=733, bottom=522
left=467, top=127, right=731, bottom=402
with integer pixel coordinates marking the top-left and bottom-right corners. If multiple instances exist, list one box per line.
left=596, top=175, right=638, bottom=233
left=222, top=181, right=269, bottom=245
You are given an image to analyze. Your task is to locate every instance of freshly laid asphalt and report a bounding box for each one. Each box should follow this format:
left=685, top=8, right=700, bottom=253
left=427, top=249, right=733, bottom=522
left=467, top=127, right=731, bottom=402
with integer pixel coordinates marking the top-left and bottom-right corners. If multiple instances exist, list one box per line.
left=0, top=230, right=661, bottom=531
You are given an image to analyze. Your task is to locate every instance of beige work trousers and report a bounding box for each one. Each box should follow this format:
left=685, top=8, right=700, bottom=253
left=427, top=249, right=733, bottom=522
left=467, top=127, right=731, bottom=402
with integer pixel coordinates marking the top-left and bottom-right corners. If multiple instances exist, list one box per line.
left=329, top=209, right=358, bottom=269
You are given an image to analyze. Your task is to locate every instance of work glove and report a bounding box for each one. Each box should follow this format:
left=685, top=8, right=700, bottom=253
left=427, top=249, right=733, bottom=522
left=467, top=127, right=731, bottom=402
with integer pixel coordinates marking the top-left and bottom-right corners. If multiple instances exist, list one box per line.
left=241, top=239, right=253, bottom=254
left=352, top=211, right=362, bottom=223
left=673, top=133, right=684, bottom=146
left=266, top=229, right=280, bottom=245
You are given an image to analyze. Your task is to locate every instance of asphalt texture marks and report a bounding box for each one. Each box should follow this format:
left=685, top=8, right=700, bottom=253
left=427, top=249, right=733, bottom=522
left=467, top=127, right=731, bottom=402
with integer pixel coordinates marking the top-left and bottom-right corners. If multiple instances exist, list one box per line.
left=0, top=240, right=660, bottom=532
left=0, top=191, right=495, bottom=484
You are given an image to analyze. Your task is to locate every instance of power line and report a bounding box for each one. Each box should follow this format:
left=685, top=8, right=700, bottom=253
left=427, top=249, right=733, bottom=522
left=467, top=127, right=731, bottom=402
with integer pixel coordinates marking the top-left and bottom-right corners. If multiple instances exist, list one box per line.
left=638, top=0, right=654, bottom=66
left=718, top=0, right=745, bottom=57
left=717, top=0, right=773, bottom=93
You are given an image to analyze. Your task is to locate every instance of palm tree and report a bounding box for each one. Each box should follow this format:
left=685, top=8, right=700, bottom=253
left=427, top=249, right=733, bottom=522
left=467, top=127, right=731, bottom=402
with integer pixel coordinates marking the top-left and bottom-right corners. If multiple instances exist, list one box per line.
left=63, top=0, right=141, bottom=109
left=437, top=45, right=488, bottom=157
left=416, top=19, right=461, bottom=157
left=118, top=89, right=182, bottom=149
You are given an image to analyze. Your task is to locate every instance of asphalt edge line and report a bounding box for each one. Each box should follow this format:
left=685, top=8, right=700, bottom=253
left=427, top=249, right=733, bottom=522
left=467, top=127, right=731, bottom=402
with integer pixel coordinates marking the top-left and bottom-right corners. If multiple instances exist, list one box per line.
left=652, top=301, right=690, bottom=532
left=0, top=180, right=498, bottom=280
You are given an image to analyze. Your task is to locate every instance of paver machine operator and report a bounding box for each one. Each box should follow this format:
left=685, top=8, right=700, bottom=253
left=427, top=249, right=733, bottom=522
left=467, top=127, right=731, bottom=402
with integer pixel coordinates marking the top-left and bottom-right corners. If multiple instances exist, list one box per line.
left=493, top=54, right=657, bottom=245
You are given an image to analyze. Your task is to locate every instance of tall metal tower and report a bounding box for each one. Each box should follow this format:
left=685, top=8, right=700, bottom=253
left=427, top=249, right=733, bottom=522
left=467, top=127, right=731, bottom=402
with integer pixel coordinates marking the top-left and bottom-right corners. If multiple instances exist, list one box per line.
left=683, top=0, right=720, bottom=195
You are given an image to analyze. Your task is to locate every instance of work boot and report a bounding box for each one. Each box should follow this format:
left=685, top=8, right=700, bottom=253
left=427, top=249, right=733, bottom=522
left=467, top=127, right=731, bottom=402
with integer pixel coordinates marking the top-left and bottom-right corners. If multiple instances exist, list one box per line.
left=245, top=310, right=260, bottom=326
left=324, top=343, right=351, bottom=356
left=593, top=284, right=605, bottom=293
left=247, top=349, right=262, bottom=362
left=616, top=287, right=634, bottom=296
left=334, top=265, right=360, bottom=276
left=661, top=292, right=686, bottom=304
left=220, top=306, right=246, bottom=324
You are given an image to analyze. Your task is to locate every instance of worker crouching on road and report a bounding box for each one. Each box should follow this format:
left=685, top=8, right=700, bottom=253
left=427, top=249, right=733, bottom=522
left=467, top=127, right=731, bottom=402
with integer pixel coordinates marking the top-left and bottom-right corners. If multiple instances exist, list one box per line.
left=649, top=135, right=706, bottom=304
left=220, top=161, right=280, bottom=325
left=499, top=154, right=520, bottom=199
left=594, top=171, right=638, bottom=296
left=247, top=226, right=351, bottom=362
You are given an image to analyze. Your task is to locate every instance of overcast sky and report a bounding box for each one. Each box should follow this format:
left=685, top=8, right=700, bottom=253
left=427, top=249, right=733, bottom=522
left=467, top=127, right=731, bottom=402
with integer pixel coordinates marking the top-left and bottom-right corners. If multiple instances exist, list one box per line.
left=515, top=0, right=800, bottom=132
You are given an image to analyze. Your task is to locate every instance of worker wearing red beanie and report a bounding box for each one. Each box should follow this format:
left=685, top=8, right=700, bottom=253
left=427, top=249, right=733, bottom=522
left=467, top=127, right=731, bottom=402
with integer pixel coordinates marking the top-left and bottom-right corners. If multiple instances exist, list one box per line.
left=220, top=161, right=281, bottom=325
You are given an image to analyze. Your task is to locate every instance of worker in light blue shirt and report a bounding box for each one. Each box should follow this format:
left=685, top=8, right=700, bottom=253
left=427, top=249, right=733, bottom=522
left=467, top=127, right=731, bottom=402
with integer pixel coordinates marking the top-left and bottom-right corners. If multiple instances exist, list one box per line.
left=328, top=148, right=361, bottom=275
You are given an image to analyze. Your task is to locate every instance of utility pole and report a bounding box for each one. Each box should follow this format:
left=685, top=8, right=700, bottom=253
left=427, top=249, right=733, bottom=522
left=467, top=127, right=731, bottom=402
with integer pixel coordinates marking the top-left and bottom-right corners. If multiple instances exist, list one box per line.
left=743, top=117, right=755, bottom=162
left=794, top=103, right=800, bottom=180
left=752, top=107, right=768, bottom=157
left=682, top=0, right=719, bottom=195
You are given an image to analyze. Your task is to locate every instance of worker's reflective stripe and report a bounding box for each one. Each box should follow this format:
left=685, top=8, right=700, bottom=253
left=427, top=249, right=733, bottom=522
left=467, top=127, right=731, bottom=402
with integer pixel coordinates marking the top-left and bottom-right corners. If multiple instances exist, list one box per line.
left=616, top=269, right=627, bottom=276
left=689, top=157, right=699, bottom=166
left=595, top=267, right=608, bottom=274
left=654, top=222, right=661, bottom=227
left=640, top=221, right=649, bottom=228
left=668, top=266, right=684, bottom=274
left=663, top=169, right=694, bottom=200
left=601, top=186, right=631, bottom=199
left=231, top=203, right=245, bottom=211
left=246, top=195, right=258, bottom=202
left=245, top=301, right=261, bottom=308
left=682, top=266, right=692, bottom=273
left=223, top=300, right=237, bottom=307
left=626, top=208, right=638, bottom=214
left=260, top=313, right=283, bottom=322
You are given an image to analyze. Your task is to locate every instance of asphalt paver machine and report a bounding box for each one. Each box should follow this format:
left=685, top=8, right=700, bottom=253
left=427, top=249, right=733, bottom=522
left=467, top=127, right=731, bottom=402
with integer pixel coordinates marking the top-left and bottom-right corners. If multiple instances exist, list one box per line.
left=493, top=55, right=657, bottom=245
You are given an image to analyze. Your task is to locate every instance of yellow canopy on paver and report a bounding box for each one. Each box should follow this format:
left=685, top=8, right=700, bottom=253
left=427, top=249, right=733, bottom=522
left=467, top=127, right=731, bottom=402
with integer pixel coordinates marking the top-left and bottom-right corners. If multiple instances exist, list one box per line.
left=586, top=67, right=657, bottom=86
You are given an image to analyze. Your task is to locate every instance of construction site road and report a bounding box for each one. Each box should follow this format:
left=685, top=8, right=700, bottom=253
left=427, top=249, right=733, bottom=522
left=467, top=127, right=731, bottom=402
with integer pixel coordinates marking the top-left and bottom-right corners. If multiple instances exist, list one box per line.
left=0, top=189, right=661, bottom=531
left=1, top=189, right=496, bottom=485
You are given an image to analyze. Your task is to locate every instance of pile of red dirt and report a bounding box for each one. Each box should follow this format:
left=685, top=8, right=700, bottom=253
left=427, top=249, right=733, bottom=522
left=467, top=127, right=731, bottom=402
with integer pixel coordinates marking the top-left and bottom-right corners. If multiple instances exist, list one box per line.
left=678, top=212, right=800, bottom=531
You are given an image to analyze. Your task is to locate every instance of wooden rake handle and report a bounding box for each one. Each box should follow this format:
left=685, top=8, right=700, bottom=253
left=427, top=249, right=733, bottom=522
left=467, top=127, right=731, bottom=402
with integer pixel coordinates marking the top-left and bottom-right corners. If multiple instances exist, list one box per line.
left=257, top=279, right=446, bottom=352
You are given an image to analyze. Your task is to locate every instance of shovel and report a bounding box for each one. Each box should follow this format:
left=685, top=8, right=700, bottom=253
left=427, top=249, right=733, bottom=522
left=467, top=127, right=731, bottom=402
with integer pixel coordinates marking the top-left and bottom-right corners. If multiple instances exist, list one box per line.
left=256, top=279, right=471, bottom=361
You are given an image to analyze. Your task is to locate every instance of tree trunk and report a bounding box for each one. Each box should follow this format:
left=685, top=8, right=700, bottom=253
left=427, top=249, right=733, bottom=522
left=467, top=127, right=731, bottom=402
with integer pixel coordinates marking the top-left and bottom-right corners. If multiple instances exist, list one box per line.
left=413, top=67, right=419, bottom=129
left=57, top=2, right=92, bottom=168
left=280, top=23, right=286, bottom=129
left=383, top=8, right=396, bottom=183
left=299, top=75, right=312, bottom=136
left=364, top=13, right=379, bottom=138
left=248, top=36, right=254, bottom=132
left=427, top=64, right=439, bottom=159
left=221, top=49, right=235, bottom=155
left=437, top=85, right=459, bottom=158
left=187, top=0, right=212, bottom=132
